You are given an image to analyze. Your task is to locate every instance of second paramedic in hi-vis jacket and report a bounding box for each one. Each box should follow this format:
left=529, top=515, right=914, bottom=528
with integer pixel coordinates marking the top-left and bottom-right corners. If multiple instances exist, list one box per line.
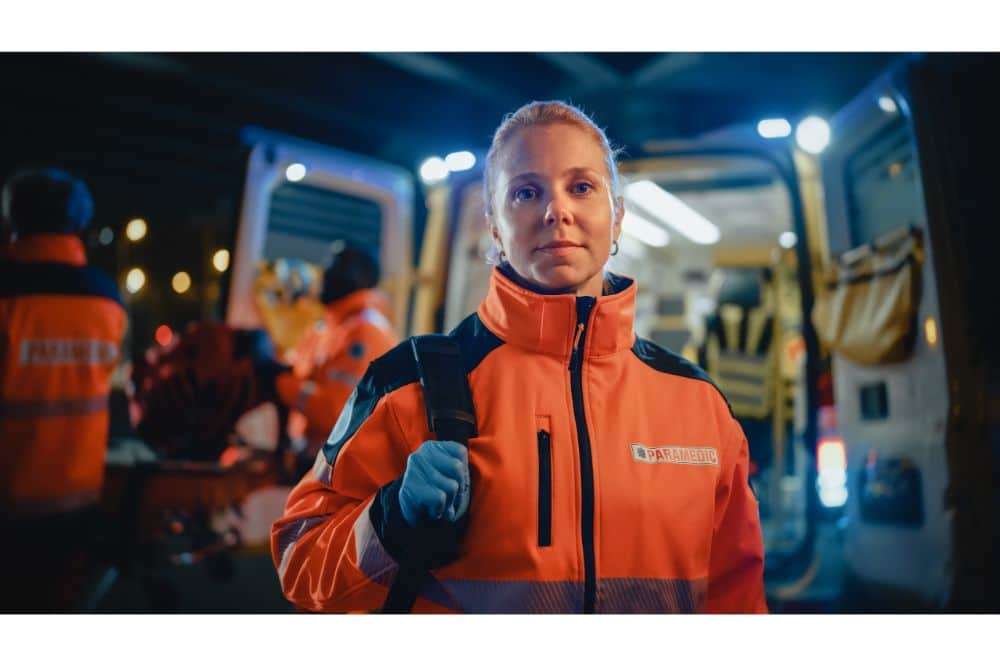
left=0, top=169, right=127, bottom=610
left=271, top=101, right=767, bottom=613
left=268, top=242, right=398, bottom=464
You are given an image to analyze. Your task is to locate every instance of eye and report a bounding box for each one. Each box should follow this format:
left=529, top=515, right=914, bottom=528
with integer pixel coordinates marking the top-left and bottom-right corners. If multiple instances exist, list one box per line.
left=512, top=186, right=538, bottom=202
left=571, top=181, right=595, bottom=195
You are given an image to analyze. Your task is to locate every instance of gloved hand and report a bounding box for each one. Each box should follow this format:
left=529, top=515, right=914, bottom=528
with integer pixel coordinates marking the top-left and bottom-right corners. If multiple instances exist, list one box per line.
left=398, top=440, right=470, bottom=527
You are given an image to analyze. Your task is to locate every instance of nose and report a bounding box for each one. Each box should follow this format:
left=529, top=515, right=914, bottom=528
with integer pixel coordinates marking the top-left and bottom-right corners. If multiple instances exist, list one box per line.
left=543, top=191, right=573, bottom=227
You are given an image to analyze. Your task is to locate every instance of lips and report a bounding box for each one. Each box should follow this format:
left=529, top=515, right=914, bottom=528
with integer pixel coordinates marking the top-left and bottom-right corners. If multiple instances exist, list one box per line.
left=536, top=240, right=583, bottom=252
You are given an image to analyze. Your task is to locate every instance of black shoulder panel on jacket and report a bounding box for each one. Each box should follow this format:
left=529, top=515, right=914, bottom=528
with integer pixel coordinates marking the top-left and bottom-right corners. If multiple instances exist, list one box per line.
left=631, top=336, right=734, bottom=418
left=447, top=311, right=506, bottom=374
left=320, top=313, right=504, bottom=470
left=0, top=260, right=124, bottom=307
left=321, top=339, right=420, bottom=467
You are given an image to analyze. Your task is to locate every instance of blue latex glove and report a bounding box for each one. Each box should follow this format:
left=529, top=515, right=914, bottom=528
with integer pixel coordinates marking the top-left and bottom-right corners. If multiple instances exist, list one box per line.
left=398, top=440, right=470, bottom=527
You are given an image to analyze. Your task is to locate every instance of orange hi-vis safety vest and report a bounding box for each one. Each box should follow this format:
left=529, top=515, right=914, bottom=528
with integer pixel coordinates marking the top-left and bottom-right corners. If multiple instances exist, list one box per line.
left=0, top=234, right=127, bottom=517
left=271, top=269, right=766, bottom=613
left=276, top=289, right=397, bottom=448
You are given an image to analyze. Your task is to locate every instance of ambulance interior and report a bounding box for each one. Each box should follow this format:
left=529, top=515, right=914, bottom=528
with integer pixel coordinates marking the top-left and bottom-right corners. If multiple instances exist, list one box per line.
left=441, top=153, right=813, bottom=576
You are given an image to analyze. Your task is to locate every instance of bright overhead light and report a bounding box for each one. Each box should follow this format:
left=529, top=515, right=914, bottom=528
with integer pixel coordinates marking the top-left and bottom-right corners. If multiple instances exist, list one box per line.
left=172, top=271, right=191, bottom=294
left=878, top=96, right=898, bottom=114
left=796, top=116, right=831, bottom=154
left=779, top=231, right=797, bottom=248
left=625, top=180, right=720, bottom=245
left=125, top=218, right=147, bottom=242
left=419, top=157, right=449, bottom=184
left=757, top=118, right=792, bottom=139
left=445, top=151, right=476, bottom=171
left=212, top=249, right=230, bottom=273
left=622, top=209, right=670, bottom=248
left=285, top=163, right=307, bottom=182
left=125, top=268, right=146, bottom=294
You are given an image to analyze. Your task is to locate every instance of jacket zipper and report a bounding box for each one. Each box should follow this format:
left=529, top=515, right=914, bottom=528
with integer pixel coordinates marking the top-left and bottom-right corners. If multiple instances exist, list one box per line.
left=537, top=429, right=552, bottom=547
left=569, top=297, right=596, bottom=613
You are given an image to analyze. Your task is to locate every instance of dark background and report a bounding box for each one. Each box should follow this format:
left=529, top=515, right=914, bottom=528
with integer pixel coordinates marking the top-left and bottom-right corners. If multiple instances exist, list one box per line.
left=0, top=52, right=900, bottom=355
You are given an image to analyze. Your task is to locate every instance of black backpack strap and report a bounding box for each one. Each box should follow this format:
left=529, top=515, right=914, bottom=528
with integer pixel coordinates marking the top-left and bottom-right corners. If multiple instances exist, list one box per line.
left=410, top=335, right=477, bottom=445
left=381, top=334, right=476, bottom=613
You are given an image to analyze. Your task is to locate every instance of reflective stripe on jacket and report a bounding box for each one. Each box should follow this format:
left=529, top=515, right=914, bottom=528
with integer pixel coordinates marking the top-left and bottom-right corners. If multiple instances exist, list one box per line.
left=0, top=234, right=127, bottom=516
left=276, top=289, right=397, bottom=447
left=271, top=269, right=766, bottom=613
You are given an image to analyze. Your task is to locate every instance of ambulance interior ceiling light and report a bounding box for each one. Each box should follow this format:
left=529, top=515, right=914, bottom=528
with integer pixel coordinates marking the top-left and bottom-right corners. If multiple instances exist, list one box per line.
left=757, top=118, right=792, bottom=139
left=624, top=180, right=721, bottom=245
left=878, top=95, right=898, bottom=114
left=285, top=163, right=307, bottom=182
left=445, top=151, right=476, bottom=172
left=795, top=116, right=831, bottom=155
left=212, top=249, right=230, bottom=273
left=622, top=209, right=670, bottom=248
left=125, top=218, right=147, bottom=242
left=125, top=268, right=146, bottom=294
left=419, top=157, right=449, bottom=185
left=779, top=231, right=797, bottom=248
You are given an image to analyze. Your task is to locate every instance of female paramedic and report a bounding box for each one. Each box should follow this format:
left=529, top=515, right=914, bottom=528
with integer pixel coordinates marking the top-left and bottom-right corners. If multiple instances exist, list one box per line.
left=270, top=101, right=767, bottom=613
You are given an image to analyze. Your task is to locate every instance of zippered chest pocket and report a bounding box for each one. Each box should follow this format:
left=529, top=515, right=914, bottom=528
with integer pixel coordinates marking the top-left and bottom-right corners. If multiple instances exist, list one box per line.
left=536, top=415, right=553, bottom=548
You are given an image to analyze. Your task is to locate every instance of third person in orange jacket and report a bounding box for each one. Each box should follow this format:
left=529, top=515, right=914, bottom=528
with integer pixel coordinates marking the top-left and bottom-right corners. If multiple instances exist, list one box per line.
left=270, top=242, right=397, bottom=462
left=271, top=101, right=766, bottom=613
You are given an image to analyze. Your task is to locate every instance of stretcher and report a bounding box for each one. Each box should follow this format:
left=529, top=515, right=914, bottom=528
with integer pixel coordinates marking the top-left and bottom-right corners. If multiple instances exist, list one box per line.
left=91, top=442, right=281, bottom=610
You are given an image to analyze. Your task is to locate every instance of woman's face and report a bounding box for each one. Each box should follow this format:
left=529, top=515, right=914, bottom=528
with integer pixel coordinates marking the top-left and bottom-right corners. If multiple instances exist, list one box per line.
left=490, top=123, right=623, bottom=298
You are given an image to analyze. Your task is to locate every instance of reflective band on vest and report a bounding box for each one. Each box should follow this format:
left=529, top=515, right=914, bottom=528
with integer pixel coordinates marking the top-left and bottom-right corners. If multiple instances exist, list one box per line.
left=0, top=394, right=108, bottom=419
left=358, top=307, right=392, bottom=332
left=19, top=338, right=119, bottom=366
left=325, top=368, right=361, bottom=387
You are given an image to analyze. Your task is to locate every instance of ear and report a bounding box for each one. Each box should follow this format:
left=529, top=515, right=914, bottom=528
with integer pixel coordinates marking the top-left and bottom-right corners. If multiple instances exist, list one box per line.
left=612, top=195, right=625, bottom=241
left=488, top=218, right=503, bottom=248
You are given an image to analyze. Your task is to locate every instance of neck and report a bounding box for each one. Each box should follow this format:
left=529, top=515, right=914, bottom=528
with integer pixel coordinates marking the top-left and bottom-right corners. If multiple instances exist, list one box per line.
left=497, top=262, right=607, bottom=298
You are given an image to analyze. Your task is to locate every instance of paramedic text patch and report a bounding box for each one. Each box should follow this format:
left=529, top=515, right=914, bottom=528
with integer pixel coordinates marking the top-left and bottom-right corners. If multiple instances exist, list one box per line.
left=631, top=444, right=719, bottom=466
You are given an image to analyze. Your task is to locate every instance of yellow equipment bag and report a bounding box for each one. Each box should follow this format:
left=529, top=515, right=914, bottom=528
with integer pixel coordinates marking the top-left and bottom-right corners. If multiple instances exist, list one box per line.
left=253, top=258, right=325, bottom=357
left=812, top=227, right=923, bottom=365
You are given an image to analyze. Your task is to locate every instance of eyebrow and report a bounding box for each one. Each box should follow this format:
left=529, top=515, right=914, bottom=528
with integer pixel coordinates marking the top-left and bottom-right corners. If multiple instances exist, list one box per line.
left=507, top=167, right=602, bottom=185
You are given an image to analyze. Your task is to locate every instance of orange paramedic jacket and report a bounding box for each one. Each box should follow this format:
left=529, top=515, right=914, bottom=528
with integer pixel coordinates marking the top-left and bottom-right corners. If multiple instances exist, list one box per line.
left=271, top=269, right=766, bottom=613
left=0, top=234, right=127, bottom=517
left=276, top=289, right=397, bottom=447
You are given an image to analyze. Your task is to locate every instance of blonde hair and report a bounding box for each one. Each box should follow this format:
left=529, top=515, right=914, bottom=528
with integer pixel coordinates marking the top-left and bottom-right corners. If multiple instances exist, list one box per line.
left=483, top=100, right=624, bottom=226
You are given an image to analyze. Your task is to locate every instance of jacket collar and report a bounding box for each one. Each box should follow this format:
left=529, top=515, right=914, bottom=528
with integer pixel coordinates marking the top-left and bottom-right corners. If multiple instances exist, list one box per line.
left=477, top=265, right=637, bottom=359
left=3, top=233, right=87, bottom=266
left=324, top=288, right=391, bottom=329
